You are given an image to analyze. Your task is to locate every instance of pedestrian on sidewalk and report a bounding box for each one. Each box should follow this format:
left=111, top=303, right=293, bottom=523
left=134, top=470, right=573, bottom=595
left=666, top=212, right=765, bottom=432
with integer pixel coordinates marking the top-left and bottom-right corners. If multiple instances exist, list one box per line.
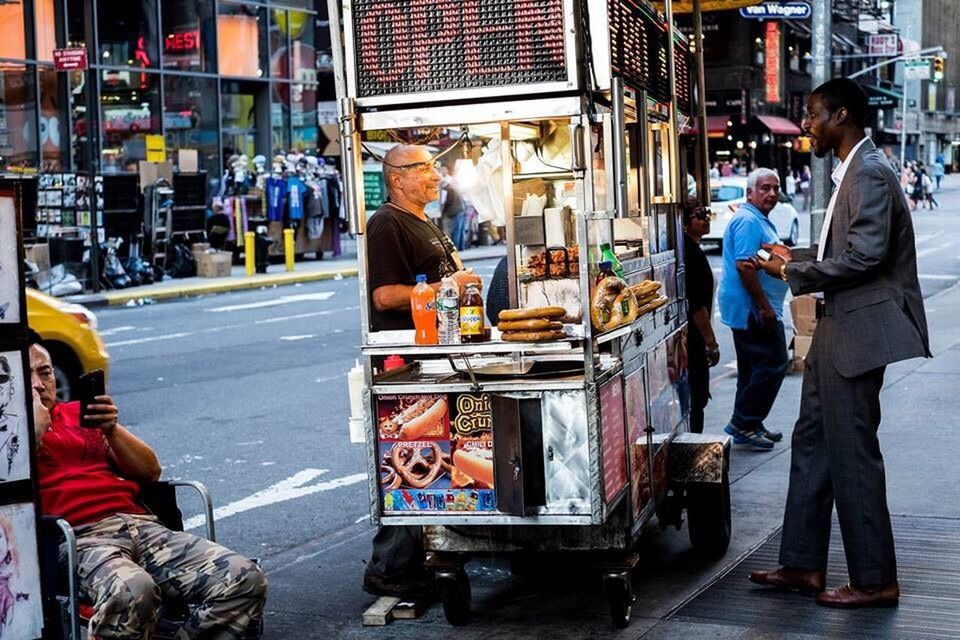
left=934, top=155, right=945, bottom=190
left=716, top=168, right=788, bottom=450
left=922, top=169, right=939, bottom=209
left=752, top=78, right=931, bottom=609
left=683, top=206, right=720, bottom=434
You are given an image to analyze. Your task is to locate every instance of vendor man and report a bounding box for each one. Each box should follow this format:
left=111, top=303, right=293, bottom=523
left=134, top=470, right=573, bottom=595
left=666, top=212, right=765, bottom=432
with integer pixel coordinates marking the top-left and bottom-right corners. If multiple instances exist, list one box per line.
left=364, top=144, right=481, bottom=597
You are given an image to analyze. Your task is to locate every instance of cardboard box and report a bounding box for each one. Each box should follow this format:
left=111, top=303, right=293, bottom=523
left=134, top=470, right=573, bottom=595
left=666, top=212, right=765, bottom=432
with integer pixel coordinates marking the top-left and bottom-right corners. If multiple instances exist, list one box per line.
left=190, top=242, right=210, bottom=261
left=178, top=149, right=199, bottom=173
left=790, top=295, right=818, bottom=336
left=196, top=250, right=232, bottom=278
left=793, top=335, right=813, bottom=359
left=138, top=161, right=174, bottom=192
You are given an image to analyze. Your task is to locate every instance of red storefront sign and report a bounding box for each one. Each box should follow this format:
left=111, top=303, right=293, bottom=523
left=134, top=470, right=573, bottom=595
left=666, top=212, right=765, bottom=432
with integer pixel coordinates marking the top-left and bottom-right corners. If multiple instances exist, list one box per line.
left=764, top=22, right=781, bottom=104
left=53, top=47, right=87, bottom=71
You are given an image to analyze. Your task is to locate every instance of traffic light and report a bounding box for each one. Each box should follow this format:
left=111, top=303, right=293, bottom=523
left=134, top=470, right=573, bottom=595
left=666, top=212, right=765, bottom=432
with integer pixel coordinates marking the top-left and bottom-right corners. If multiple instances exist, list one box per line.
left=933, top=56, right=945, bottom=81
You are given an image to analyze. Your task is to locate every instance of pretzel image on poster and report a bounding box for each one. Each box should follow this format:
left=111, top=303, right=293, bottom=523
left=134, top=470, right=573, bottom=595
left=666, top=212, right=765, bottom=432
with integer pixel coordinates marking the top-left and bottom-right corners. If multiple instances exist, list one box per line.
left=390, top=442, right=445, bottom=489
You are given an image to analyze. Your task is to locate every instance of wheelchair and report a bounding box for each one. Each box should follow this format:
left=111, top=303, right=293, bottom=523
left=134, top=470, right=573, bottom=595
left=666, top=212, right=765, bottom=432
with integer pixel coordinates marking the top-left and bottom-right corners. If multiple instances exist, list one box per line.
left=40, top=480, right=263, bottom=640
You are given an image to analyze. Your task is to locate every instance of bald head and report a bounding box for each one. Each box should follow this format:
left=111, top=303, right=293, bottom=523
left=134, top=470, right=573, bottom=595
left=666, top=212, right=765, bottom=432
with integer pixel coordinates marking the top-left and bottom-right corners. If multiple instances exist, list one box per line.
left=381, top=144, right=440, bottom=213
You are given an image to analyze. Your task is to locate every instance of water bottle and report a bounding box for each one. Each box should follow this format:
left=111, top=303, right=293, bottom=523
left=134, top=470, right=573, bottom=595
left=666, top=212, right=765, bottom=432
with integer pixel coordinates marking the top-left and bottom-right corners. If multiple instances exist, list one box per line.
left=437, top=277, right=461, bottom=344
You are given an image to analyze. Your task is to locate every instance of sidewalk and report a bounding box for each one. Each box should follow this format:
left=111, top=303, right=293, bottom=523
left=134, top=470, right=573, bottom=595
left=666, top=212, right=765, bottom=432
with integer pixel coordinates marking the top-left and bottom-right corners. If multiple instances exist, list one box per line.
left=66, top=242, right=507, bottom=308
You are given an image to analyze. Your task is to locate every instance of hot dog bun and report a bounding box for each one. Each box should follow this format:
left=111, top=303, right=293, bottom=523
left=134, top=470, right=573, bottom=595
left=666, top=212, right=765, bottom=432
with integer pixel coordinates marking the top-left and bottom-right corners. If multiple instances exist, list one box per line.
left=497, top=319, right=563, bottom=332
left=398, top=397, right=447, bottom=439
left=498, top=306, right=566, bottom=321
left=500, top=329, right=567, bottom=342
left=453, top=448, right=495, bottom=486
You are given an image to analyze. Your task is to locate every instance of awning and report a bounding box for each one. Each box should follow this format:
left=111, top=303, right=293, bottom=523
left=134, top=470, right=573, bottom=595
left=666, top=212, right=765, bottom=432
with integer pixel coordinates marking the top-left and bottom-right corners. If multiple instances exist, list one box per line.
left=688, top=115, right=732, bottom=136
left=862, top=84, right=902, bottom=109
left=754, top=115, right=803, bottom=136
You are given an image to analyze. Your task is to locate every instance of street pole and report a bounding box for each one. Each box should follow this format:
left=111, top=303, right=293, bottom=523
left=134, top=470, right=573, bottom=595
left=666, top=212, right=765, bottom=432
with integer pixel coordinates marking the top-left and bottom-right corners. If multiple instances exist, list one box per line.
left=900, top=75, right=909, bottom=169
left=809, top=0, right=831, bottom=244
left=693, top=0, right=711, bottom=206
left=82, top=0, right=101, bottom=292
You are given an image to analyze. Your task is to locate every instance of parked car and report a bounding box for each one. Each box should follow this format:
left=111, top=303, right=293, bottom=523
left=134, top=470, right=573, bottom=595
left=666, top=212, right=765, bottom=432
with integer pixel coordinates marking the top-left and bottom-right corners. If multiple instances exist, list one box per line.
left=704, top=176, right=800, bottom=247
left=26, top=288, right=109, bottom=401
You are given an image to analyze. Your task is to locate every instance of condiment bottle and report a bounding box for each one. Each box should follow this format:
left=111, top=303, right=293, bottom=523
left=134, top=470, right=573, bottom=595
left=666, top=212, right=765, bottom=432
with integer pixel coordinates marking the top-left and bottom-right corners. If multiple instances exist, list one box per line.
left=596, top=260, right=616, bottom=284
left=459, top=282, right=486, bottom=343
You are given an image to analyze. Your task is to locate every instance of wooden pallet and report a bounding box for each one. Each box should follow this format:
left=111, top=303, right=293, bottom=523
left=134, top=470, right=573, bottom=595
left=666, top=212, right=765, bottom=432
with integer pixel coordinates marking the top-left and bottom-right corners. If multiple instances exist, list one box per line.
left=361, top=596, right=430, bottom=625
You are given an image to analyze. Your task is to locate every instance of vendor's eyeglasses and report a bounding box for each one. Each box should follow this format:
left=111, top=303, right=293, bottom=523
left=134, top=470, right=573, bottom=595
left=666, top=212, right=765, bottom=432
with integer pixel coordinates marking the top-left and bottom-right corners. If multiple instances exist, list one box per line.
left=691, top=208, right=711, bottom=220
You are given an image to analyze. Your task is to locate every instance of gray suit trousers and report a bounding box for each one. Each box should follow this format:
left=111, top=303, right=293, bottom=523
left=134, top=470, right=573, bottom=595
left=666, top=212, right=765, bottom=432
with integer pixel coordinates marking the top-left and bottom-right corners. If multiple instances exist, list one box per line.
left=778, top=320, right=897, bottom=587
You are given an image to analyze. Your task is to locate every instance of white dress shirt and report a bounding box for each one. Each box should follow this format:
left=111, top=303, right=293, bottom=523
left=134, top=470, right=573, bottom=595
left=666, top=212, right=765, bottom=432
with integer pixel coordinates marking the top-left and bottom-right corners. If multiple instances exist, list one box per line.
left=816, top=136, right=871, bottom=261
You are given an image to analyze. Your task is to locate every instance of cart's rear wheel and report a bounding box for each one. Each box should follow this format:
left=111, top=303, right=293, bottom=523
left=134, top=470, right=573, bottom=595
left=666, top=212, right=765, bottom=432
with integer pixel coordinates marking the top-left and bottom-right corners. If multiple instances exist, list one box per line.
left=686, top=470, right=731, bottom=558
left=437, top=569, right=471, bottom=626
left=604, top=573, right=634, bottom=629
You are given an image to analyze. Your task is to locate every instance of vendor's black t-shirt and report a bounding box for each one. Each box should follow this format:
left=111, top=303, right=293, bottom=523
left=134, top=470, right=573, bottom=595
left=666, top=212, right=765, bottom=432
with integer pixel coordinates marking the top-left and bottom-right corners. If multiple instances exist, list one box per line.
left=684, top=232, right=714, bottom=375
left=367, top=202, right=459, bottom=331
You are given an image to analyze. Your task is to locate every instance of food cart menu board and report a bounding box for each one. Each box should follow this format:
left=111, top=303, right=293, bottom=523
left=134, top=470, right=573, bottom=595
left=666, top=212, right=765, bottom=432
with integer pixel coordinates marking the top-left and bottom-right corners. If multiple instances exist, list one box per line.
left=608, top=0, right=672, bottom=104
left=599, top=377, right=628, bottom=505
left=377, top=393, right=496, bottom=513
left=351, top=0, right=569, bottom=99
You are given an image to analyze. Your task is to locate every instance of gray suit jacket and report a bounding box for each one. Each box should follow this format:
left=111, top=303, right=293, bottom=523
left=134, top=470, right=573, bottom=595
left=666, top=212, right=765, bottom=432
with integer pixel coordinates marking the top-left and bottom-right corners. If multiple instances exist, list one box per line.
left=785, top=139, right=931, bottom=378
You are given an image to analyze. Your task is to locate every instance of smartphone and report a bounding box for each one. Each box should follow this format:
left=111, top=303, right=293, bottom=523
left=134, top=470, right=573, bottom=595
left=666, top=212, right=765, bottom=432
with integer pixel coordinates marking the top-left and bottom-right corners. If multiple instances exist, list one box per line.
left=77, top=369, right=105, bottom=428
left=756, top=248, right=772, bottom=262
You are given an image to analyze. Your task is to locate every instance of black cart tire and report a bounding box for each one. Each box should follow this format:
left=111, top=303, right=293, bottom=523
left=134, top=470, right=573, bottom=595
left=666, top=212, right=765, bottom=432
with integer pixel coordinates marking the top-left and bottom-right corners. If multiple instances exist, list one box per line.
left=604, top=575, right=633, bottom=629
left=686, top=471, right=732, bottom=558
left=438, top=570, right=471, bottom=626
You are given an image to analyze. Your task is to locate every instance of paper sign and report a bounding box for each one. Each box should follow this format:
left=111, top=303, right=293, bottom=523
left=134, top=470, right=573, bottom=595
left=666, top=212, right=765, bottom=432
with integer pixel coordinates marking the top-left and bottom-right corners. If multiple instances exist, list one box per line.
left=145, top=135, right=166, bottom=162
left=53, top=47, right=87, bottom=70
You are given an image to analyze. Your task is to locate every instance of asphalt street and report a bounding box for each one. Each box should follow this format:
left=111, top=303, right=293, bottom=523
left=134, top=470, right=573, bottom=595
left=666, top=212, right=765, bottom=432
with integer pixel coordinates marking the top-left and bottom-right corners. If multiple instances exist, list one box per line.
left=90, top=178, right=960, bottom=638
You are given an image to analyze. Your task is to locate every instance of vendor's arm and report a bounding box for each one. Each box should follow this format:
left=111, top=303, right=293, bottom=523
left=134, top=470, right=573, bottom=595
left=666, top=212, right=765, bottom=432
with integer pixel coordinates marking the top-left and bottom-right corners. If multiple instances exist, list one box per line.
left=85, top=395, right=161, bottom=482
left=372, top=270, right=482, bottom=313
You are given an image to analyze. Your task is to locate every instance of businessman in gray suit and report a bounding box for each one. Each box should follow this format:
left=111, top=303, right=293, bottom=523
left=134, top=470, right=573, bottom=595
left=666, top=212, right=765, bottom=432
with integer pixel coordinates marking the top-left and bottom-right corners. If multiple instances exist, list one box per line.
left=749, top=78, right=931, bottom=608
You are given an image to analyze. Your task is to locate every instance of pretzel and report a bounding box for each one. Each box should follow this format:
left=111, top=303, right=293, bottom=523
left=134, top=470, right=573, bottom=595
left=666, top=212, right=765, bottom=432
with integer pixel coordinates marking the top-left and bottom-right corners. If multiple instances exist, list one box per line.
left=390, top=442, right=444, bottom=489
left=380, top=465, right=402, bottom=490
left=591, top=277, right=632, bottom=332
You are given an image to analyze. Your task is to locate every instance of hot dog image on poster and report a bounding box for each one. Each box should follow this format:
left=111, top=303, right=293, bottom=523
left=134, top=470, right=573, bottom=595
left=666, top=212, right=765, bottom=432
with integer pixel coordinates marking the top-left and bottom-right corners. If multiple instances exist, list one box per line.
left=377, top=393, right=496, bottom=513
left=0, top=196, right=21, bottom=324
left=0, top=502, right=43, bottom=640
left=0, top=351, right=29, bottom=484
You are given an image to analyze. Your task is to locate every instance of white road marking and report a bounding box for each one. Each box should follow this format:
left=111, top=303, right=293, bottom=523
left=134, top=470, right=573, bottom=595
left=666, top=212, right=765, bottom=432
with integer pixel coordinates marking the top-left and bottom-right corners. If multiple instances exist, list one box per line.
left=918, top=274, right=959, bottom=280
left=181, top=469, right=367, bottom=531
left=723, top=360, right=737, bottom=370
left=98, top=325, right=138, bottom=337
left=280, top=334, right=316, bottom=341
left=354, top=515, right=368, bottom=524
left=106, top=332, right=192, bottom=347
left=236, top=441, right=263, bottom=446
left=916, top=242, right=953, bottom=259
left=253, top=306, right=359, bottom=325
left=205, top=292, right=336, bottom=313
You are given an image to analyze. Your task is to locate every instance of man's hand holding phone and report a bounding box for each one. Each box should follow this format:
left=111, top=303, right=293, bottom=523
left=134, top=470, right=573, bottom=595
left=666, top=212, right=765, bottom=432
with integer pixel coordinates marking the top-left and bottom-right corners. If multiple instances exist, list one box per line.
left=78, top=369, right=117, bottom=433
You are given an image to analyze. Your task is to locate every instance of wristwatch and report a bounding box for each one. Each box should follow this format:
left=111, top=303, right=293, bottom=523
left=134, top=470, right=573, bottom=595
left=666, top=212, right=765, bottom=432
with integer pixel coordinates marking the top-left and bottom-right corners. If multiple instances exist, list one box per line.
left=779, top=262, right=789, bottom=282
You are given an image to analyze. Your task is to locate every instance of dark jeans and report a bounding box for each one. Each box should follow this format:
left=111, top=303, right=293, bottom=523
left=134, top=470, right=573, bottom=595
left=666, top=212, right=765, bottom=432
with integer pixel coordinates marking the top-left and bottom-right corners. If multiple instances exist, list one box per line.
left=688, top=334, right=710, bottom=434
left=368, top=525, right=423, bottom=579
left=730, top=315, right=788, bottom=433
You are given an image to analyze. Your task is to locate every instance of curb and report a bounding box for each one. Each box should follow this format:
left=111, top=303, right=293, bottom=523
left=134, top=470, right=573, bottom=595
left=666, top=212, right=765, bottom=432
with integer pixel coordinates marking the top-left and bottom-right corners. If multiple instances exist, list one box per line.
left=70, top=249, right=505, bottom=308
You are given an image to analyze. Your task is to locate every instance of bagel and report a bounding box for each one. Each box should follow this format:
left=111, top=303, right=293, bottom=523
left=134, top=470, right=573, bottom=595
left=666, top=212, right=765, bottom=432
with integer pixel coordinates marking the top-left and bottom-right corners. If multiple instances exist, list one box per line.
left=497, top=318, right=563, bottom=332
left=590, top=276, right=629, bottom=332
left=501, top=329, right=567, bottom=342
left=498, top=306, right=567, bottom=321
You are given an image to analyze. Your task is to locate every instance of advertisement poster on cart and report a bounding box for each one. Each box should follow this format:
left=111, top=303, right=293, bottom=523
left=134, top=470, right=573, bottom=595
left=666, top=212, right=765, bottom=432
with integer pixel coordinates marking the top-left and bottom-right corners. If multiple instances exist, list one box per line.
left=624, top=368, right=651, bottom=518
left=0, top=502, right=43, bottom=640
left=377, top=393, right=496, bottom=513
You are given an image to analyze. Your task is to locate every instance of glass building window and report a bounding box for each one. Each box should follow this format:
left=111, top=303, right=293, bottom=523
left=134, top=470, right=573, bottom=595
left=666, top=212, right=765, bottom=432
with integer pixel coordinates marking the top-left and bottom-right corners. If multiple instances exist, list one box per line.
left=271, top=100, right=289, bottom=154
left=98, top=0, right=159, bottom=69
left=221, top=82, right=258, bottom=159
left=0, top=64, right=38, bottom=171
left=35, top=0, right=57, bottom=62
left=99, top=70, right=161, bottom=172
left=0, top=2, right=27, bottom=60
left=40, top=67, right=69, bottom=171
left=164, top=75, right=219, bottom=174
left=218, top=3, right=267, bottom=78
left=161, top=0, right=217, bottom=72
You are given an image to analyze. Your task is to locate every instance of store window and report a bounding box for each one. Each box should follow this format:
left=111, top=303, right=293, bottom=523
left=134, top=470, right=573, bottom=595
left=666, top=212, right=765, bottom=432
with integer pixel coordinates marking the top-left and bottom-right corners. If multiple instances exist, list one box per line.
left=40, top=67, right=68, bottom=171
left=222, top=81, right=259, bottom=160
left=270, top=9, right=317, bottom=151
left=161, top=0, right=217, bottom=72
left=35, top=0, right=57, bottom=62
left=272, top=101, right=289, bottom=154
left=218, top=3, right=267, bottom=78
left=98, top=0, right=159, bottom=69
left=0, top=1, right=27, bottom=60
left=99, top=70, right=161, bottom=172
left=0, top=64, right=38, bottom=170
left=164, top=75, right=219, bottom=174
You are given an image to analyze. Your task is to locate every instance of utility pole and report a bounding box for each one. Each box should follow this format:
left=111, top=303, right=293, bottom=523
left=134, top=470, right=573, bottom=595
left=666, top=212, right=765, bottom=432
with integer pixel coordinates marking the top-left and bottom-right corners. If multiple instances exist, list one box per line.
left=809, top=0, right=831, bottom=244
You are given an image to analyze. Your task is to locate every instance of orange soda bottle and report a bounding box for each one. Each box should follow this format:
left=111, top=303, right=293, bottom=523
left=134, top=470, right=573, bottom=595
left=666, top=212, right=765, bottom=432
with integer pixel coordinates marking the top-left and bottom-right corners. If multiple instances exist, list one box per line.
left=411, top=274, right=438, bottom=344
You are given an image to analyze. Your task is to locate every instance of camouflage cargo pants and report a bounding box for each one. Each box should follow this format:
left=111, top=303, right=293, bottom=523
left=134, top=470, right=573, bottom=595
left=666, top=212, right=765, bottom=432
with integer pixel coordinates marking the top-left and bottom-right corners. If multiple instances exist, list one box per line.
left=72, top=513, right=267, bottom=640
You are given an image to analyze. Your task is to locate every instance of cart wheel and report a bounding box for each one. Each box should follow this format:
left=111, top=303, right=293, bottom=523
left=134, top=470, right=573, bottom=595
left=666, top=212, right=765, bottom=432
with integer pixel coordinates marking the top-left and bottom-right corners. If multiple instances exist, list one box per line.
left=604, top=573, right=634, bottom=629
left=686, top=470, right=731, bottom=558
left=437, top=569, right=471, bottom=626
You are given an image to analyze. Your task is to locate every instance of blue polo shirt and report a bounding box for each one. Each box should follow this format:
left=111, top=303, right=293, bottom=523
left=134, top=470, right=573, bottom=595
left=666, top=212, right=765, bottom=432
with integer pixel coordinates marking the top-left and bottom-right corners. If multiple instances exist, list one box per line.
left=717, top=203, right=789, bottom=330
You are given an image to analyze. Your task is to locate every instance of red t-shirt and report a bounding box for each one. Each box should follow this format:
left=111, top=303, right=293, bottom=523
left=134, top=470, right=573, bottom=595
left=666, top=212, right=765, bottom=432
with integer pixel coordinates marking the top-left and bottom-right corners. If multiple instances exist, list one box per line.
left=36, top=402, right=146, bottom=526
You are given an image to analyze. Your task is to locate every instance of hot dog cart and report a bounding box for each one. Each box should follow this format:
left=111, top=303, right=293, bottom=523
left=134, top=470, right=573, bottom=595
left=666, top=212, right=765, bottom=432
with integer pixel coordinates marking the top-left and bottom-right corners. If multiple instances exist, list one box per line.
left=329, top=0, right=731, bottom=627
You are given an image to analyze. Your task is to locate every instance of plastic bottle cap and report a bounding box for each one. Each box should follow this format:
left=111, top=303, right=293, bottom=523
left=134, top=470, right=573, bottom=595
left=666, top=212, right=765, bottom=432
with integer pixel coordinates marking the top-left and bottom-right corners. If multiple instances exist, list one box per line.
left=384, top=355, right=405, bottom=371
left=599, top=261, right=612, bottom=269
left=415, top=274, right=427, bottom=283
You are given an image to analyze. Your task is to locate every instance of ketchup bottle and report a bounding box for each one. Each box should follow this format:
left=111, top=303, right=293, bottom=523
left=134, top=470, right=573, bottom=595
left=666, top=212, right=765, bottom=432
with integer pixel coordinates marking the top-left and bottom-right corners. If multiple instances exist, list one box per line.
left=411, top=274, right=438, bottom=344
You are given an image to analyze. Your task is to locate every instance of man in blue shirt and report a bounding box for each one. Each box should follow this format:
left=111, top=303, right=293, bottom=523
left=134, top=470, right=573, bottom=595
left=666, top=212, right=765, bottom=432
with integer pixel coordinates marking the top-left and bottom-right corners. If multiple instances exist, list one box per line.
left=717, top=168, right=790, bottom=450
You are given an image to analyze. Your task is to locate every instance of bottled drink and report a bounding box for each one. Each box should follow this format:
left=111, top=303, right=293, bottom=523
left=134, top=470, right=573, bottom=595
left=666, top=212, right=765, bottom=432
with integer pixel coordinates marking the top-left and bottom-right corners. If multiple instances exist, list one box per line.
left=459, top=282, right=486, bottom=343
left=599, top=243, right=624, bottom=278
left=437, top=277, right=461, bottom=344
left=410, top=274, right=438, bottom=344
left=596, top=260, right=616, bottom=284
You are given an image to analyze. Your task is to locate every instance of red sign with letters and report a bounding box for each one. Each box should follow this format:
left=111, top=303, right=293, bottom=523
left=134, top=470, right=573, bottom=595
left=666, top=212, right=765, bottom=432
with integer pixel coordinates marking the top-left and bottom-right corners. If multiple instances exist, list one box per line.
left=53, top=47, right=88, bottom=71
left=764, top=22, right=781, bottom=104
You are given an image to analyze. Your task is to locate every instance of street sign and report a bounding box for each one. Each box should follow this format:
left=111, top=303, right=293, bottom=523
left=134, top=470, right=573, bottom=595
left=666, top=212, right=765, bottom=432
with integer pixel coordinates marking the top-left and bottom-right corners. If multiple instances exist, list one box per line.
left=868, top=34, right=899, bottom=57
left=740, top=1, right=811, bottom=19
left=53, top=47, right=87, bottom=71
left=904, top=59, right=930, bottom=80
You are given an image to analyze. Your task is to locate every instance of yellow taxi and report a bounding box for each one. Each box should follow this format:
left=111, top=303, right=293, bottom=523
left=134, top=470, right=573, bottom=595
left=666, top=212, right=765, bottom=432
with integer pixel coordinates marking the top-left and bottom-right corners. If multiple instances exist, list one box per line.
left=26, top=288, right=109, bottom=401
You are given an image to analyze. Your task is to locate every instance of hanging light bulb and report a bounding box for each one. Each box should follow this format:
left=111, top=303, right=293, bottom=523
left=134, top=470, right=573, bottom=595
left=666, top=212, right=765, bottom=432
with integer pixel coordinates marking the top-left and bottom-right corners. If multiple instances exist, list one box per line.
left=454, top=137, right=477, bottom=189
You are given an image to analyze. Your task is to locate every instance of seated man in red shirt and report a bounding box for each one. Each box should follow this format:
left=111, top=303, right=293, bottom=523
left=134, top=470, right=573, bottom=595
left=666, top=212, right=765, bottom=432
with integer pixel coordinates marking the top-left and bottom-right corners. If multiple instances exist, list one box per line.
left=28, top=335, right=267, bottom=640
